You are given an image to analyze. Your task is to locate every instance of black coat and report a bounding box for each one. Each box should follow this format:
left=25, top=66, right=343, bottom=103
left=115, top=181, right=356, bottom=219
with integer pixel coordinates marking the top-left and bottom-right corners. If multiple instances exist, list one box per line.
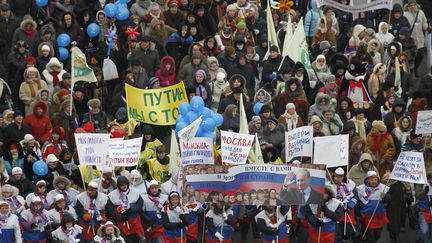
left=2, top=123, right=32, bottom=142
left=7, top=177, right=35, bottom=197
left=280, top=186, right=323, bottom=205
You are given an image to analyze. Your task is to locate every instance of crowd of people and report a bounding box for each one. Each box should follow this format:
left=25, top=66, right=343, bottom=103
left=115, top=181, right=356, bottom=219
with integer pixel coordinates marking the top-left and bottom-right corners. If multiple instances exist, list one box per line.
left=0, top=0, right=431, bottom=242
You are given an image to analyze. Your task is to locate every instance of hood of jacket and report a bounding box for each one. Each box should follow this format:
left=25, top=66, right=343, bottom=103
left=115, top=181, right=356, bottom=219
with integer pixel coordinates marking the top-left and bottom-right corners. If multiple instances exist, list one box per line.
left=37, top=41, right=55, bottom=57
left=32, top=100, right=48, bottom=116
left=392, top=97, right=406, bottom=112
left=20, top=15, right=37, bottom=30
left=160, top=55, right=176, bottom=75
left=45, top=57, right=63, bottom=72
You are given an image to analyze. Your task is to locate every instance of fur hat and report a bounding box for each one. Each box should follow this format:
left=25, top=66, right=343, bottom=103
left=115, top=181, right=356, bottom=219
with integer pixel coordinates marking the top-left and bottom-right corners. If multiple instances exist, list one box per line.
left=149, top=2, right=160, bottom=11
left=286, top=103, right=295, bottom=111
left=53, top=176, right=71, bottom=190
left=87, top=99, right=101, bottom=108
left=226, top=4, right=237, bottom=12
left=372, top=120, right=387, bottom=133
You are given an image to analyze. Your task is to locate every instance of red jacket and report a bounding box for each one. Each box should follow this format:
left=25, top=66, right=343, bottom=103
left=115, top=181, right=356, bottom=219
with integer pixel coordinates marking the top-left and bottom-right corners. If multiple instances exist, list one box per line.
left=154, top=56, right=177, bottom=87
left=23, top=101, right=52, bottom=143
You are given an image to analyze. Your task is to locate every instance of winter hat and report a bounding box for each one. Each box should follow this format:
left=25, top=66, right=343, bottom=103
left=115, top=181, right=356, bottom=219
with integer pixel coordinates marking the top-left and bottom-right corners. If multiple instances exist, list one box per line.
left=226, top=4, right=237, bottom=12
left=12, top=167, right=23, bottom=175
left=116, top=107, right=127, bottom=120
left=25, top=56, right=36, bottom=65
left=32, top=196, right=42, bottom=203
left=195, top=69, right=206, bottom=79
left=353, top=108, right=365, bottom=116
left=316, top=54, right=326, bottom=61
left=87, top=99, right=101, bottom=108
left=60, top=213, right=75, bottom=228
left=236, top=20, right=246, bottom=30
left=82, top=123, right=96, bottom=133
left=168, top=0, right=178, bottom=7
left=62, top=72, right=71, bottom=79
left=24, top=134, right=35, bottom=143
left=335, top=167, right=345, bottom=175
left=36, top=180, right=46, bottom=186
left=148, top=77, right=160, bottom=87
left=270, top=45, right=279, bottom=52
left=58, top=88, right=69, bottom=97
left=88, top=181, right=98, bottom=188
left=366, top=170, right=378, bottom=179
left=407, top=0, right=417, bottom=4
left=267, top=117, right=278, bottom=125
left=41, top=45, right=51, bottom=52
left=9, top=144, right=17, bottom=151
left=319, top=41, right=331, bottom=51
left=292, top=160, right=301, bottom=164
left=116, top=176, right=129, bottom=187
left=149, top=180, right=159, bottom=187
left=216, top=72, right=226, bottom=82
left=359, top=153, right=373, bottom=163
left=149, top=2, right=160, bottom=10
left=0, top=3, right=10, bottom=11
left=13, top=110, right=23, bottom=119
left=0, top=201, right=9, bottom=207
left=260, top=104, right=272, bottom=113
left=399, top=27, right=411, bottom=37
left=286, top=103, right=295, bottom=111
left=251, top=115, right=261, bottom=124
left=326, top=74, right=336, bottom=83
left=46, top=154, right=59, bottom=163
left=372, top=120, right=387, bottom=133
left=102, top=167, right=113, bottom=174
left=310, top=115, right=322, bottom=125
left=55, top=194, right=65, bottom=202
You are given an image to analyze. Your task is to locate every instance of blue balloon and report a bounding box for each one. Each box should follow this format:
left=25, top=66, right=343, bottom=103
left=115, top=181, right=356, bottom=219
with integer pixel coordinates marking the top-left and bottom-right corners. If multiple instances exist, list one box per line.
left=201, top=118, right=215, bottom=131
left=186, top=111, right=199, bottom=123
left=253, top=102, right=264, bottom=115
left=190, top=96, right=205, bottom=113
left=202, top=107, right=213, bottom=119
left=119, top=0, right=131, bottom=3
left=213, top=113, right=224, bottom=126
left=33, top=160, right=48, bottom=176
left=175, top=121, right=188, bottom=132
left=116, top=7, right=129, bottom=21
left=196, top=127, right=204, bottom=137
left=176, top=116, right=186, bottom=125
left=86, top=23, right=100, bottom=38
left=57, top=33, right=71, bottom=47
left=58, top=47, right=69, bottom=61
left=36, top=0, right=48, bottom=7
left=178, top=102, right=191, bottom=117
left=104, top=3, right=118, bottom=17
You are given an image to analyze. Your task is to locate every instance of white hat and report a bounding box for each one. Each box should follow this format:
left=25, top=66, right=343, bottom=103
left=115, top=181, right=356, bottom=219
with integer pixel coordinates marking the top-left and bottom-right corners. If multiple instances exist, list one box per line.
left=2, top=185, right=13, bottom=193
left=149, top=180, right=159, bottom=187
left=41, top=44, right=51, bottom=52
left=102, top=167, right=113, bottom=174
left=12, top=167, right=23, bottom=175
left=32, top=196, right=42, bottom=203
left=104, top=221, right=115, bottom=227
left=0, top=201, right=9, bottom=207
left=292, top=160, right=301, bottom=164
left=24, top=134, right=35, bottom=143
left=88, top=181, right=98, bottom=188
left=46, top=154, right=59, bottom=163
left=131, top=169, right=140, bottom=177
left=216, top=72, right=226, bottom=82
left=36, top=180, right=46, bottom=186
left=366, top=171, right=378, bottom=178
left=55, top=194, right=65, bottom=202
left=335, top=168, right=345, bottom=176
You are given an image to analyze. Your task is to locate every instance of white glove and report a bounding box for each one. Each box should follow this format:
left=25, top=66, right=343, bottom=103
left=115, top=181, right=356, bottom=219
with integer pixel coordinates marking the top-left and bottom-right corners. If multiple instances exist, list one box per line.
left=270, top=223, right=278, bottom=229
left=253, top=29, right=260, bottom=35
left=222, top=212, right=228, bottom=220
left=215, top=232, right=224, bottom=241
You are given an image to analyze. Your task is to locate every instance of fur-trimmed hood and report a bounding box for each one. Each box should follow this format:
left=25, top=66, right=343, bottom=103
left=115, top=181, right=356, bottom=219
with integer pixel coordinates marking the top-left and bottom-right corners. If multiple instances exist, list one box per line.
left=53, top=176, right=71, bottom=190
left=45, top=57, right=63, bottom=72
left=20, top=15, right=37, bottom=30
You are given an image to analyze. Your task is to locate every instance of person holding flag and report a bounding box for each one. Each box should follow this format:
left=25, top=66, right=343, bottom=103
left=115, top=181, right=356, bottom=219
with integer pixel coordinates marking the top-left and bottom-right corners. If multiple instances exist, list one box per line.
left=356, top=171, right=390, bottom=242
left=329, top=167, right=358, bottom=243
left=161, top=191, right=189, bottom=243
left=301, top=185, right=343, bottom=243
left=141, top=180, right=168, bottom=243
left=255, top=205, right=290, bottom=243
left=205, top=200, right=234, bottom=243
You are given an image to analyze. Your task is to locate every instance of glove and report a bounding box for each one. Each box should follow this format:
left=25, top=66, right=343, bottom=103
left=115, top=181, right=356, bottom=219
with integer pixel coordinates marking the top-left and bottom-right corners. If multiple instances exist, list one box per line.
left=344, top=207, right=351, bottom=213
left=176, top=222, right=184, bottom=228
left=316, top=220, right=323, bottom=227
left=270, top=223, right=278, bottom=229
left=425, top=186, right=430, bottom=194
left=223, top=212, right=228, bottom=221
left=120, top=214, right=128, bottom=222
left=270, top=72, right=277, bottom=80
left=253, top=29, right=260, bottom=35
left=428, top=201, right=432, bottom=207
left=215, top=232, right=224, bottom=241
left=320, top=204, right=327, bottom=212
left=380, top=192, right=386, bottom=199
left=31, top=223, right=37, bottom=229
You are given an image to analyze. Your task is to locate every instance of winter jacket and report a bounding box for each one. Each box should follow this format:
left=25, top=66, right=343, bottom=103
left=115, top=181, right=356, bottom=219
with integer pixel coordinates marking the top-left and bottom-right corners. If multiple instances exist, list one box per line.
left=130, top=0, right=149, bottom=17
left=304, top=0, right=320, bottom=37
left=19, top=68, right=49, bottom=115
left=41, top=58, right=67, bottom=94
left=365, top=132, right=396, bottom=176
left=403, top=4, right=428, bottom=49
left=308, top=92, right=331, bottom=122
left=128, top=45, right=160, bottom=77
left=383, top=98, right=406, bottom=132
left=7, top=175, right=35, bottom=198
left=23, top=101, right=52, bottom=144
left=2, top=122, right=32, bottom=143
left=11, top=16, right=40, bottom=52
left=321, top=113, right=344, bottom=136
left=0, top=14, right=20, bottom=49
left=178, top=52, right=210, bottom=85
left=154, top=56, right=177, bottom=87
left=389, top=4, right=410, bottom=37
left=347, top=153, right=379, bottom=186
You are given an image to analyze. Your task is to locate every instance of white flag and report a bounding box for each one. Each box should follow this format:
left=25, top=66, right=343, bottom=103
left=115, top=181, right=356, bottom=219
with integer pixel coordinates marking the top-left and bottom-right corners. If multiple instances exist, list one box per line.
left=282, top=14, right=293, bottom=57
left=169, top=130, right=181, bottom=174
left=264, top=0, right=279, bottom=60
left=177, top=116, right=202, bottom=141
left=287, top=17, right=312, bottom=70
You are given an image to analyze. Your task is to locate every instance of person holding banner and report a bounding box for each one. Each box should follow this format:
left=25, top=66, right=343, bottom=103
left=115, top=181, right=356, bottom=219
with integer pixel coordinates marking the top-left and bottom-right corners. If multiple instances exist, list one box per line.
left=161, top=191, right=189, bottom=243
left=356, top=171, right=390, bottom=243
left=415, top=171, right=432, bottom=243
left=255, top=205, right=290, bottom=243
left=141, top=180, right=168, bottom=243
left=106, top=176, right=145, bottom=242
left=75, top=181, right=109, bottom=241
left=329, top=167, right=358, bottom=243
left=301, top=185, right=343, bottom=243
left=205, top=200, right=234, bottom=243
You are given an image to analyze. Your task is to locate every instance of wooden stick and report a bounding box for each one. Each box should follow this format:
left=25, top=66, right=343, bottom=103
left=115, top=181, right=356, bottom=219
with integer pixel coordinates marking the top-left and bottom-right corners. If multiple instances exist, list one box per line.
left=220, top=205, right=225, bottom=243
left=202, top=211, right=206, bottom=243
left=344, top=203, right=347, bottom=236
left=318, top=225, right=322, bottom=243
left=362, top=180, right=390, bottom=238
left=276, top=208, right=279, bottom=243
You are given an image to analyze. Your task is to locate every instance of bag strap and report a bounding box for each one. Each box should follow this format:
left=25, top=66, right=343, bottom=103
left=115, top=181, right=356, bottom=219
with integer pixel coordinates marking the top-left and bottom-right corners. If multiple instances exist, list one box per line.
left=410, top=11, right=420, bottom=35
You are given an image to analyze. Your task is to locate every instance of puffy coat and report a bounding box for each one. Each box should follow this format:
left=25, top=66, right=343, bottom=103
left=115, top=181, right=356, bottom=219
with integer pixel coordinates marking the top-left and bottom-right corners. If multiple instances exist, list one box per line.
left=23, top=101, right=52, bottom=144
left=403, top=4, right=428, bottom=49
left=304, top=0, right=320, bottom=37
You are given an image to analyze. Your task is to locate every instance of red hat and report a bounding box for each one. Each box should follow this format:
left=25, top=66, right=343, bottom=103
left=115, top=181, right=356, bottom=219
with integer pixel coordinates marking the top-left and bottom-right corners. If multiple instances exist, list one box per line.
left=9, top=144, right=17, bottom=151
left=57, top=89, right=69, bottom=97
left=110, top=126, right=126, bottom=138
left=82, top=123, right=96, bottom=133
left=168, top=0, right=178, bottom=7
left=74, top=128, right=86, bottom=133
left=52, top=126, right=65, bottom=138
left=25, top=56, right=36, bottom=65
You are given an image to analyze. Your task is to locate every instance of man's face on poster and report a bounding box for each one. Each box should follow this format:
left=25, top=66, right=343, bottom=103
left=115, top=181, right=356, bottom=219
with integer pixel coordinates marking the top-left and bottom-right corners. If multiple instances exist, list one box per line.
left=297, top=171, right=310, bottom=191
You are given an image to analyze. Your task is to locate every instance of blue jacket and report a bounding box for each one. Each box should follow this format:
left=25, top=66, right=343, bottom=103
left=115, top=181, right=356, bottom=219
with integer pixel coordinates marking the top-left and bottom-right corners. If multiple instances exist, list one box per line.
left=304, top=0, right=321, bottom=37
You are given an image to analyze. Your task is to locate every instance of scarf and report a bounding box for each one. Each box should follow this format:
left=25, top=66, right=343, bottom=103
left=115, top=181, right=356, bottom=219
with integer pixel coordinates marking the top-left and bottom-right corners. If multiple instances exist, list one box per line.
left=61, top=227, right=75, bottom=241
left=57, top=190, right=69, bottom=205
left=89, top=198, right=102, bottom=219
left=283, top=112, right=298, bottom=131
left=364, top=186, right=380, bottom=202
left=0, top=213, right=9, bottom=226
left=30, top=205, right=48, bottom=225
left=119, top=190, right=129, bottom=208
left=352, top=117, right=367, bottom=139
left=23, top=29, right=35, bottom=38
left=196, top=85, right=208, bottom=100
left=50, top=71, right=60, bottom=87
left=370, top=132, right=389, bottom=153
left=35, top=193, right=47, bottom=206
left=6, top=197, right=22, bottom=210
left=28, top=81, right=37, bottom=98
left=336, top=183, right=350, bottom=201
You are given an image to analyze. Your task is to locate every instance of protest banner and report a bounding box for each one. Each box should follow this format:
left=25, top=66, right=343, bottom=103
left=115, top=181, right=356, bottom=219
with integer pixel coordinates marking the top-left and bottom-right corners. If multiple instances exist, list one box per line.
left=71, top=47, right=97, bottom=85
left=390, top=152, right=428, bottom=184
left=178, top=116, right=202, bottom=141
left=220, top=131, right=254, bottom=165
left=109, top=136, right=143, bottom=167
left=180, top=137, right=214, bottom=166
left=125, top=82, right=188, bottom=125
left=316, top=0, right=392, bottom=13
left=287, top=17, right=312, bottom=70
left=285, top=126, right=313, bottom=162
left=75, top=133, right=110, bottom=166
left=416, top=111, right=432, bottom=134
left=182, top=164, right=326, bottom=205
left=313, top=135, right=349, bottom=168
